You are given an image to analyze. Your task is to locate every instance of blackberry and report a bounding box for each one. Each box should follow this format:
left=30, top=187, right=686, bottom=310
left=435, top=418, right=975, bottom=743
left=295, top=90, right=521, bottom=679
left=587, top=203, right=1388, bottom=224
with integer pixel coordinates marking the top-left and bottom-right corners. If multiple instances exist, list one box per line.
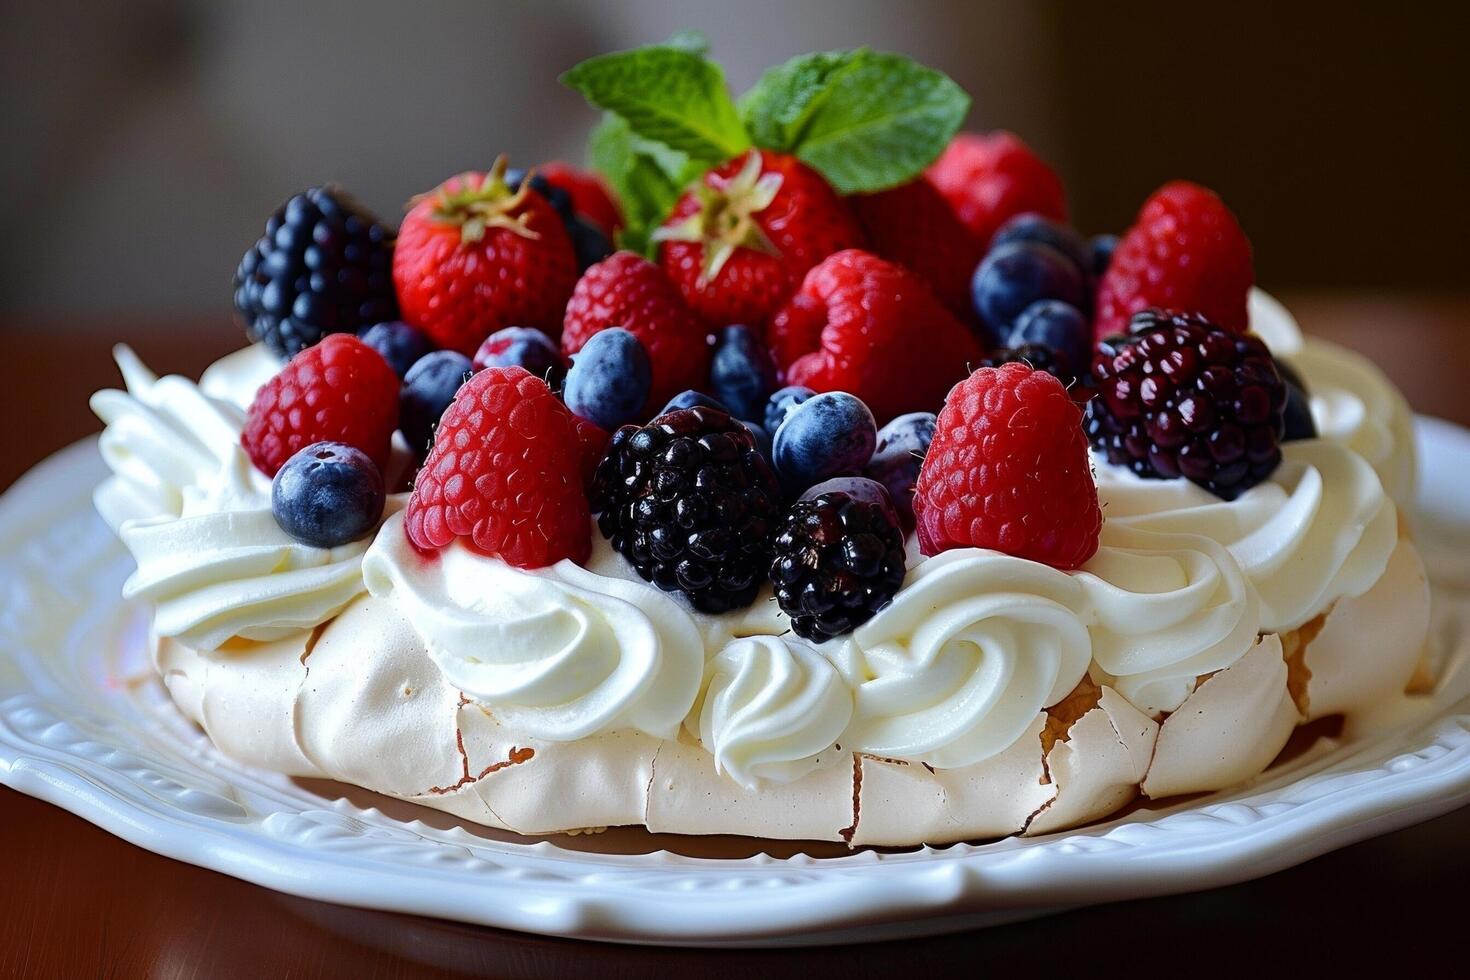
left=770, top=479, right=906, bottom=643
left=980, top=342, right=1077, bottom=387
left=1085, top=309, right=1287, bottom=500
left=592, top=406, right=782, bottom=613
left=233, top=186, right=397, bottom=359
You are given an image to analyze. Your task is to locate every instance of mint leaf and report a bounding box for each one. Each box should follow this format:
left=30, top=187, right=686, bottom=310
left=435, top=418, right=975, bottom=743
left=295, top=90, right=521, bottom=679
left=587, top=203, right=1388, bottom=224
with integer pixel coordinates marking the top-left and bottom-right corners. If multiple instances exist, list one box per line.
left=741, top=50, right=969, bottom=194
left=562, top=47, right=749, bottom=163
left=587, top=113, right=701, bottom=255
left=739, top=50, right=866, bottom=152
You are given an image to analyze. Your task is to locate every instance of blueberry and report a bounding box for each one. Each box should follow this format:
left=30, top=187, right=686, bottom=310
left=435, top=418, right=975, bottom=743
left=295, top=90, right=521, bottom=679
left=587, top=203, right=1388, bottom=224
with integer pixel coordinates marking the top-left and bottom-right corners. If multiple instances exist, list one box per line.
left=862, top=412, right=936, bottom=528
left=473, top=326, right=566, bottom=388
left=358, top=320, right=433, bottom=378
left=1009, top=300, right=1090, bottom=380
left=764, top=385, right=816, bottom=434
left=567, top=215, right=613, bottom=272
left=563, top=328, right=652, bottom=430
left=271, top=442, right=385, bottom=548
left=1282, top=381, right=1317, bottom=442
left=660, top=389, right=729, bottom=417
left=709, top=325, right=777, bottom=422
left=990, top=214, right=1091, bottom=281
left=772, top=391, right=877, bottom=494
left=1089, top=234, right=1119, bottom=278
left=971, top=241, right=1086, bottom=345
left=400, top=350, right=474, bottom=457
left=505, top=168, right=572, bottom=218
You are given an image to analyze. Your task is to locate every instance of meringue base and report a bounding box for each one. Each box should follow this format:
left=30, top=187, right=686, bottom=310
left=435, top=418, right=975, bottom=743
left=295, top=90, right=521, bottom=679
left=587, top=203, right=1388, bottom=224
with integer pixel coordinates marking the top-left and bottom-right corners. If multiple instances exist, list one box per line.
left=151, top=534, right=1432, bottom=847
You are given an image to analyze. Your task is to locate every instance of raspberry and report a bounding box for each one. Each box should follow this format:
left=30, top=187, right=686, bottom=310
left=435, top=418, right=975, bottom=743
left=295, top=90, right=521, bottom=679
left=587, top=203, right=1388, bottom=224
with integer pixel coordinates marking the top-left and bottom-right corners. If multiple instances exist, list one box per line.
left=1095, top=181, right=1254, bottom=341
left=591, top=407, right=782, bottom=613
left=1085, top=309, right=1286, bottom=500
left=241, top=334, right=399, bottom=478
left=770, top=480, right=907, bottom=642
left=405, top=367, right=590, bottom=569
left=924, top=131, right=1067, bottom=247
left=562, top=251, right=711, bottom=411
left=767, top=250, right=983, bottom=424
left=850, top=177, right=985, bottom=319
left=914, top=362, right=1101, bottom=568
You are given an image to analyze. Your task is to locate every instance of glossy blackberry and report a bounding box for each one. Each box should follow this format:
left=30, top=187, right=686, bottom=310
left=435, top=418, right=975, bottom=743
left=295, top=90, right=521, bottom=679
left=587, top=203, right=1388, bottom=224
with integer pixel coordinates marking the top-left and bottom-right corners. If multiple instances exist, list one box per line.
left=979, top=342, right=1076, bottom=386
left=1085, top=309, right=1287, bottom=500
left=770, top=481, right=906, bottom=643
left=234, top=187, right=397, bottom=358
left=592, top=406, right=783, bottom=613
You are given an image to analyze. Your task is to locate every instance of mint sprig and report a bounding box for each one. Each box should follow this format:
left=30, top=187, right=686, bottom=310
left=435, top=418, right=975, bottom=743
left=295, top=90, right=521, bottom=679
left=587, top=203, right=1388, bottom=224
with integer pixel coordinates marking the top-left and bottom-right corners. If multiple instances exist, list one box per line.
left=587, top=113, right=704, bottom=255
left=562, top=47, right=749, bottom=164
left=741, top=49, right=969, bottom=194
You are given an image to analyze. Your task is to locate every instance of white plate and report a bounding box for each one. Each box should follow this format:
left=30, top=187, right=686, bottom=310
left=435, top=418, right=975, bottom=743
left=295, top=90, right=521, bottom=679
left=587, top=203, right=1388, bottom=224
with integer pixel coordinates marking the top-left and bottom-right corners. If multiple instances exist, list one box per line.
left=3, top=424, right=1470, bottom=948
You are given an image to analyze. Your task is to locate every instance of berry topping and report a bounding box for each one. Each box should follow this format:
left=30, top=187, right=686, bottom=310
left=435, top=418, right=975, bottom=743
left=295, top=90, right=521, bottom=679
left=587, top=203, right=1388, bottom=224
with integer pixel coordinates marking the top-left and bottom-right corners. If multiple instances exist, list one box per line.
left=971, top=241, right=1087, bottom=345
left=1282, top=381, right=1317, bottom=442
left=990, top=213, right=1091, bottom=286
left=394, top=158, right=580, bottom=356
left=562, top=327, right=652, bottom=431
left=566, top=215, right=615, bottom=272
left=850, top=177, right=985, bottom=319
left=1084, top=309, right=1287, bottom=499
left=538, top=161, right=624, bottom=238
left=233, top=186, right=398, bottom=359
left=405, top=367, right=590, bottom=568
left=562, top=251, right=711, bottom=411
left=242, top=334, right=400, bottom=478
left=977, top=343, right=1075, bottom=387
left=763, top=385, right=816, bottom=434
left=1007, top=299, right=1090, bottom=383
left=770, top=478, right=907, bottom=643
left=271, top=442, right=385, bottom=548
left=591, top=406, right=782, bottom=613
left=768, top=249, right=983, bottom=424
left=655, top=150, right=865, bottom=328
left=1095, top=181, right=1254, bottom=341
left=915, top=362, right=1101, bottom=568
left=399, top=350, right=474, bottom=459
left=359, top=320, right=433, bottom=379
left=771, top=391, right=877, bottom=495
left=472, top=326, right=567, bottom=388
left=1089, top=233, right=1119, bottom=278
left=709, top=325, right=777, bottom=422
left=925, top=131, right=1067, bottom=247
left=863, top=411, right=937, bottom=529
left=661, top=390, right=729, bottom=416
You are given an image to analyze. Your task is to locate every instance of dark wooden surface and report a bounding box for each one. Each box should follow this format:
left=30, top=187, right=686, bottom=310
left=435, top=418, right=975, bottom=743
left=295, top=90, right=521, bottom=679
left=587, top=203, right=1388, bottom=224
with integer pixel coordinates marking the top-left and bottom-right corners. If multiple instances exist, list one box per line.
left=2, top=294, right=1468, bottom=977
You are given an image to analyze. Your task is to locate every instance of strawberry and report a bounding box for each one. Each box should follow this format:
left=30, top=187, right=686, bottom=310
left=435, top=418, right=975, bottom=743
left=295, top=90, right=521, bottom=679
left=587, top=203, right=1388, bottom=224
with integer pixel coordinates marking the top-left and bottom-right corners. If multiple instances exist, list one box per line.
left=393, top=157, right=579, bottom=357
left=655, top=149, right=865, bottom=328
left=562, top=251, right=711, bottom=411
left=925, top=131, right=1067, bottom=247
left=849, top=178, right=985, bottom=319
left=767, top=249, right=983, bottom=424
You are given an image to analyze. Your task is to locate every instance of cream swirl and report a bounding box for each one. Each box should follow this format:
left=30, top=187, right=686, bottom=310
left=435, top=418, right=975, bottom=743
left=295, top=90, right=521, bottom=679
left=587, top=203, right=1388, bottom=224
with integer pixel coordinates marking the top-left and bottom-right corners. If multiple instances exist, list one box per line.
left=92, top=346, right=386, bottom=651
left=1288, top=337, right=1417, bottom=507
left=1095, top=439, right=1397, bottom=631
left=693, top=635, right=852, bottom=789
left=1247, top=287, right=1305, bottom=356
left=833, top=551, right=1092, bottom=768
left=362, top=513, right=703, bottom=741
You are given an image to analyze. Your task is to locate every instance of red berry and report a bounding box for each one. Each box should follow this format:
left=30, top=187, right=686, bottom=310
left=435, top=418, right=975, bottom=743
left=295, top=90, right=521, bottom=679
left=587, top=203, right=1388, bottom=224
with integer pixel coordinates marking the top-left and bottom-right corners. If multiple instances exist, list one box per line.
left=404, top=367, right=590, bottom=569
left=657, top=149, right=864, bottom=328
left=849, top=178, right=986, bottom=319
left=1094, top=180, right=1254, bottom=341
left=914, top=362, right=1101, bottom=569
left=767, top=249, right=983, bottom=424
left=539, top=161, right=623, bottom=237
left=925, top=131, right=1067, bottom=247
left=562, top=251, right=710, bottom=411
left=241, top=334, right=399, bottom=478
left=570, top=414, right=609, bottom=488
left=394, top=160, right=579, bottom=356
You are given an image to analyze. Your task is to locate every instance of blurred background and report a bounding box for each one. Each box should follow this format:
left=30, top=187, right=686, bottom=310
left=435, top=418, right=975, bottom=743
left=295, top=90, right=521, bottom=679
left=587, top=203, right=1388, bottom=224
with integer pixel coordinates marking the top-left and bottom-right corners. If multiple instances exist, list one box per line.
left=3, top=0, right=1466, bottom=322
left=2, top=0, right=1468, bottom=483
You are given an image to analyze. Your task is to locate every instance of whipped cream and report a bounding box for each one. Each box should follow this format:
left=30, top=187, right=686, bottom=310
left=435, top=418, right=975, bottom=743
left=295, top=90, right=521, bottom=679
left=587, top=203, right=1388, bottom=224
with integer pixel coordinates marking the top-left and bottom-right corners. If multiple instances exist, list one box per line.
left=363, top=511, right=704, bottom=742
left=1287, top=337, right=1417, bottom=507
left=1094, top=439, right=1397, bottom=632
left=1247, top=287, right=1305, bottom=356
left=694, top=635, right=852, bottom=789
left=93, top=346, right=390, bottom=651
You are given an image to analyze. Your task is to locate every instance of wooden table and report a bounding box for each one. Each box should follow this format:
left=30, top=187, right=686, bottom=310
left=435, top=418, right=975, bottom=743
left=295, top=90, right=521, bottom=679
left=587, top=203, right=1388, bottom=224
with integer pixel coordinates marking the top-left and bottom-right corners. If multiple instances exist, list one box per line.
left=3, top=295, right=1468, bottom=977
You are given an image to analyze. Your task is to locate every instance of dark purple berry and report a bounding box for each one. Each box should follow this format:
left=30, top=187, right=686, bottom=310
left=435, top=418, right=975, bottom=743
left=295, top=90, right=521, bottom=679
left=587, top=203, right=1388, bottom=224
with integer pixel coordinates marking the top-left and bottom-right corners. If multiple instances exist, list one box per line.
left=862, top=412, right=935, bottom=529
left=271, top=442, right=385, bottom=547
left=764, top=385, right=816, bottom=434
left=400, top=350, right=474, bottom=458
left=970, top=241, right=1087, bottom=346
left=473, top=326, right=567, bottom=388
left=1008, top=299, right=1090, bottom=380
left=563, top=328, right=651, bottom=430
left=709, top=325, right=778, bottom=422
left=990, top=213, right=1091, bottom=283
left=772, top=391, right=878, bottom=495
left=359, top=320, right=432, bottom=378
